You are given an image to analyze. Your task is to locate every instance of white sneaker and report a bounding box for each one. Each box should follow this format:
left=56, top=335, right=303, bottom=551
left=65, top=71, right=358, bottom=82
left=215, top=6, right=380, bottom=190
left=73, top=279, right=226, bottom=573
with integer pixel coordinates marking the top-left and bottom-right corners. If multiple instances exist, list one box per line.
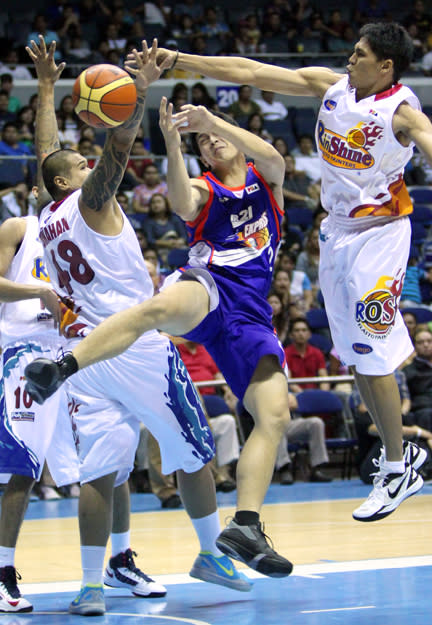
left=378, top=441, right=428, bottom=472
left=103, top=549, right=167, bottom=597
left=0, top=566, right=32, bottom=613
left=353, top=463, right=423, bottom=522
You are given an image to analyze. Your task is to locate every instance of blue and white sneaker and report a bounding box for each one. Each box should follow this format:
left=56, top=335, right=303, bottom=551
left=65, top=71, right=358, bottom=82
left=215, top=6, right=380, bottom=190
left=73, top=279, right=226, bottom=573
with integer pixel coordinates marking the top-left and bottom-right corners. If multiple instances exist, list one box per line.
left=69, top=584, right=105, bottom=616
left=189, top=552, right=253, bottom=592
left=104, top=549, right=166, bottom=597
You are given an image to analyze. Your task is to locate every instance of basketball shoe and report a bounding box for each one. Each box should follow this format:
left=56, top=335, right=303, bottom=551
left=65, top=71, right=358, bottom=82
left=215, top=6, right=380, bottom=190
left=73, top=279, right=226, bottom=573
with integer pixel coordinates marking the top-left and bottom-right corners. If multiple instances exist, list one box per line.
left=189, top=552, right=253, bottom=591
left=216, top=519, right=293, bottom=578
left=352, top=461, right=423, bottom=522
left=103, top=549, right=166, bottom=597
left=69, top=584, right=105, bottom=615
left=376, top=440, right=428, bottom=473
left=0, top=566, right=32, bottom=613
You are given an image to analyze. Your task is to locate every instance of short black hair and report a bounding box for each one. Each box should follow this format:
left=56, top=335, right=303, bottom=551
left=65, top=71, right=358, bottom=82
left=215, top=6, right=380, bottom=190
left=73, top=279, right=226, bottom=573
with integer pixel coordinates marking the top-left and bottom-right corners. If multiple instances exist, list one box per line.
left=289, top=316, right=312, bottom=333
left=41, top=149, right=77, bottom=201
left=189, top=111, right=239, bottom=158
left=359, top=22, right=413, bottom=83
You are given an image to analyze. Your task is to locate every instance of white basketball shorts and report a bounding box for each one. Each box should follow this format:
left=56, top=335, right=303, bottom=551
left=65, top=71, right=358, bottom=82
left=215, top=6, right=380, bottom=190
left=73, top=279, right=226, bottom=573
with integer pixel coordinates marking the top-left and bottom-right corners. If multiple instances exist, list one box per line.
left=66, top=331, right=214, bottom=485
left=319, top=215, right=414, bottom=375
left=0, top=336, right=79, bottom=485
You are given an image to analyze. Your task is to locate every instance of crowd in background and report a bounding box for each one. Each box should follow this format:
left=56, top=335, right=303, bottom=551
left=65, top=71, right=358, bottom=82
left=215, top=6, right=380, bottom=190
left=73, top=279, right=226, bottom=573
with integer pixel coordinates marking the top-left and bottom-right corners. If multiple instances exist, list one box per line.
left=1, top=0, right=432, bottom=498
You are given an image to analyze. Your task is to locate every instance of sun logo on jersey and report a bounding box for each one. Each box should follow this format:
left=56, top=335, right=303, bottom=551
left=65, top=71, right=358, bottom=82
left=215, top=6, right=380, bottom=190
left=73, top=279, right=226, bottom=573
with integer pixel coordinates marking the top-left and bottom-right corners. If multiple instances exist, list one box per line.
left=355, top=271, right=404, bottom=339
left=317, top=120, right=384, bottom=170
left=31, top=256, right=50, bottom=283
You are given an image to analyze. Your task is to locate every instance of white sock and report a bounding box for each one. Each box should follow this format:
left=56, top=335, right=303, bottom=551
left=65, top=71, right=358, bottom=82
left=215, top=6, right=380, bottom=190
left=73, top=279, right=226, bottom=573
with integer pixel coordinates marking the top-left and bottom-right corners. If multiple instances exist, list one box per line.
left=0, top=546, right=15, bottom=568
left=81, top=546, right=106, bottom=586
left=191, top=511, right=224, bottom=557
left=110, top=531, right=130, bottom=557
left=382, top=459, right=405, bottom=474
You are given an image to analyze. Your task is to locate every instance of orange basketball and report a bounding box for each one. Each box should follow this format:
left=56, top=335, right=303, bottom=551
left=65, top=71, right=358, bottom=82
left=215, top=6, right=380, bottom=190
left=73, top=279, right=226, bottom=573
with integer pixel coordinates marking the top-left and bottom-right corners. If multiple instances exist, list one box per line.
left=72, top=64, right=137, bottom=128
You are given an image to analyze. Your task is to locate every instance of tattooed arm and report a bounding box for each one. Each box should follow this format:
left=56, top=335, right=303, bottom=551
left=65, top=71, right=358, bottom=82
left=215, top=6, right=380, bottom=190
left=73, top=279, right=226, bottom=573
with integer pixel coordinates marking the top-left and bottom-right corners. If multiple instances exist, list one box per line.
left=80, top=40, right=171, bottom=212
left=26, top=36, right=65, bottom=212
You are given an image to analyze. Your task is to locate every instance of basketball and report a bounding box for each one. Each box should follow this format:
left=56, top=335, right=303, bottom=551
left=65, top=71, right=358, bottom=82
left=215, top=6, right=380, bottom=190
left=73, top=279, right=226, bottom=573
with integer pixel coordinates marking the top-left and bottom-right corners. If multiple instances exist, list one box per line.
left=72, top=64, right=137, bottom=128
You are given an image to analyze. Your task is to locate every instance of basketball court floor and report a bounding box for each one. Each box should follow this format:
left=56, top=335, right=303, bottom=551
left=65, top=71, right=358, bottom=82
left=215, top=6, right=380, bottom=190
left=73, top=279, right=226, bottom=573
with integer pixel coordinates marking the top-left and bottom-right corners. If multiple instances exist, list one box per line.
left=5, top=479, right=432, bottom=624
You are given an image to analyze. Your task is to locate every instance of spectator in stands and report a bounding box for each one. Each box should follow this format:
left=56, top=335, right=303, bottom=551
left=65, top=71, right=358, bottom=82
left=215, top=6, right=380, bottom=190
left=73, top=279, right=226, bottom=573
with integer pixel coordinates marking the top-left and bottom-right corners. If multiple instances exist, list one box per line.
left=160, top=135, right=201, bottom=178
left=403, top=0, right=432, bottom=44
left=296, top=226, right=320, bottom=295
left=0, top=49, right=33, bottom=81
left=0, top=183, right=33, bottom=221
left=132, top=163, right=168, bottom=213
left=284, top=317, right=330, bottom=392
left=0, top=122, right=33, bottom=187
left=283, top=153, right=320, bottom=210
left=56, top=94, right=81, bottom=147
left=105, top=22, right=128, bottom=56
left=255, top=90, right=288, bottom=122
left=77, top=136, right=101, bottom=169
left=403, top=328, right=432, bottom=431
left=201, top=7, right=231, bottom=41
left=421, top=40, right=432, bottom=77
left=172, top=0, right=203, bottom=24
left=355, top=0, right=391, bottom=26
left=0, top=92, right=16, bottom=131
left=276, top=250, right=313, bottom=314
left=272, top=268, right=293, bottom=310
left=15, top=106, right=35, bottom=148
left=143, top=193, right=188, bottom=264
left=267, top=290, right=290, bottom=346
left=27, top=14, right=61, bottom=60
left=228, top=85, right=261, bottom=122
left=123, top=137, right=154, bottom=187
left=246, top=113, right=273, bottom=143
left=234, top=21, right=266, bottom=56
left=292, top=134, right=321, bottom=183
left=272, top=136, right=291, bottom=159
left=0, top=74, right=21, bottom=114
left=191, top=82, right=218, bottom=112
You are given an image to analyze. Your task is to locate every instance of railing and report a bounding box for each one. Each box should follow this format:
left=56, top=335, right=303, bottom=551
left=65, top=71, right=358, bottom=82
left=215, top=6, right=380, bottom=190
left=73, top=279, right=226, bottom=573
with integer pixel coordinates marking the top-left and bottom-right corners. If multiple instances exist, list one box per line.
left=195, top=375, right=355, bottom=388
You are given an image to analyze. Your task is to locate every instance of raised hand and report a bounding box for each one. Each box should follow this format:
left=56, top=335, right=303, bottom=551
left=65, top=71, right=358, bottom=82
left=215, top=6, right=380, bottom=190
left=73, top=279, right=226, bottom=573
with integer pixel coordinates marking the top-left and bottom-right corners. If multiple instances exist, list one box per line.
left=124, top=39, right=172, bottom=92
left=25, top=35, right=65, bottom=83
left=158, top=96, right=184, bottom=149
left=172, top=104, right=215, bottom=134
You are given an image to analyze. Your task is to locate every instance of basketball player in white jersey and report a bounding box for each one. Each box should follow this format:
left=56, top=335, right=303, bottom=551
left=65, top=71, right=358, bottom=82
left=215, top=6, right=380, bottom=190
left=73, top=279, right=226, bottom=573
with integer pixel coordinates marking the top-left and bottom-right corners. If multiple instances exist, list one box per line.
left=24, top=37, right=250, bottom=616
left=26, top=24, right=432, bottom=528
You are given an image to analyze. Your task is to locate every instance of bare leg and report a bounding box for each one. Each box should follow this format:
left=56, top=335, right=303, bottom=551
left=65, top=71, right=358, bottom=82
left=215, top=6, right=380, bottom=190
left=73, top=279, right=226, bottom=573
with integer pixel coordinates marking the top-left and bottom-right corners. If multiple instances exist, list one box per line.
left=354, top=370, right=403, bottom=461
left=112, top=480, right=129, bottom=534
left=72, top=281, right=210, bottom=370
left=79, top=473, right=117, bottom=546
left=177, top=464, right=216, bottom=519
left=238, top=355, right=291, bottom=511
left=0, top=475, right=34, bottom=547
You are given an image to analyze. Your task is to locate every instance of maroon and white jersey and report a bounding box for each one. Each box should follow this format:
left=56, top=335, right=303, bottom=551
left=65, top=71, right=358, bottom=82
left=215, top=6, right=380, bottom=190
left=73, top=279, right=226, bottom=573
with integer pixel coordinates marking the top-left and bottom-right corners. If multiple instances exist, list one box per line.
left=39, top=189, right=156, bottom=338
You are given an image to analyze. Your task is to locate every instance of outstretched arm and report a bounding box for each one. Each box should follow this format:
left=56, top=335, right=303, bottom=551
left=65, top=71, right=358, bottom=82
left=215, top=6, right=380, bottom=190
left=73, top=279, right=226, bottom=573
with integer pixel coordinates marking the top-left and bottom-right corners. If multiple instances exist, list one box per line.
left=156, top=48, right=341, bottom=99
left=26, top=36, right=65, bottom=211
left=80, top=40, right=171, bottom=212
left=394, top=102, right=432, bottom=166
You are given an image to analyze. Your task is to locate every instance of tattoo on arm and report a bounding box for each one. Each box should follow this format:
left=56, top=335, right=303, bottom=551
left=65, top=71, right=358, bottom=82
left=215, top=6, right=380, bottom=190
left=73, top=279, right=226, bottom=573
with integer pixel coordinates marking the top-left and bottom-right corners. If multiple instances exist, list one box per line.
left=81, top=92, right=147, bottom=211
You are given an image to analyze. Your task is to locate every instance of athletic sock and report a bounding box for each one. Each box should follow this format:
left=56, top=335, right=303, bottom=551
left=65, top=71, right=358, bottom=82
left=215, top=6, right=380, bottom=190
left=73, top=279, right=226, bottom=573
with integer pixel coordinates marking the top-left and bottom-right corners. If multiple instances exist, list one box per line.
left=382, top=459, right=405, bottom=474
left=234, top=510, right=260, bottom=526
left=81, top=546, right=106, bottom=586
left=191, top=511, right=223, bottom=556
left=110, top=530, right=130, bottom=558
left=0, top=546, right=15, bottom=568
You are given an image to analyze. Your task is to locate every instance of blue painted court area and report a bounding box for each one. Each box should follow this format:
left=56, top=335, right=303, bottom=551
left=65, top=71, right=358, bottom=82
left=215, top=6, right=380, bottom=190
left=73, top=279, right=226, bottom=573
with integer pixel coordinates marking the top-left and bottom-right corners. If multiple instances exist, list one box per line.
left=13, top=558, right=432, bottom=625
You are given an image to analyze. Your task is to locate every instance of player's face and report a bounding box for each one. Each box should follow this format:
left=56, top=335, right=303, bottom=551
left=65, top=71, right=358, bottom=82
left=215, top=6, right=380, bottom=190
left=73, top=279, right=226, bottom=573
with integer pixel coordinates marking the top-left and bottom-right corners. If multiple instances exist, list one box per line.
left=197, top=132, right=239, bottom=167
left=346, top=38, right=386, bottom=94
left=66, top=152, right=92, bottom=189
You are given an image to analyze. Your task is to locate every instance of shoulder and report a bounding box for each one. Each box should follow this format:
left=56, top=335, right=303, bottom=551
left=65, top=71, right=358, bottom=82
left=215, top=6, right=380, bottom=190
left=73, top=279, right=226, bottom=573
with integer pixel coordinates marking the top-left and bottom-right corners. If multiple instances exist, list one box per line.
left=0, top=217, right=26, bottom=244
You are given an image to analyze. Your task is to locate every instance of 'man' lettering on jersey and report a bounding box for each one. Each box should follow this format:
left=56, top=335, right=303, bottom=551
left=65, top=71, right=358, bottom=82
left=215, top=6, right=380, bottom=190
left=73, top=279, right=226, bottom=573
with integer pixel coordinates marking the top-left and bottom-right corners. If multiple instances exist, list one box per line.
left=39, top=218, right=70, bottom=247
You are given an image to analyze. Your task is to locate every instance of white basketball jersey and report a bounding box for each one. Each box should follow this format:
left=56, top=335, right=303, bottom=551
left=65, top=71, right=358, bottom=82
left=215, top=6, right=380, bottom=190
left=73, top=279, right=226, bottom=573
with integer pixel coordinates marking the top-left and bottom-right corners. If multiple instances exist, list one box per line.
left=39, top=190, right=155, bottom=338
left=317, top=76, right=420, bottom=221
left=0, top=216, right=56, bottom=345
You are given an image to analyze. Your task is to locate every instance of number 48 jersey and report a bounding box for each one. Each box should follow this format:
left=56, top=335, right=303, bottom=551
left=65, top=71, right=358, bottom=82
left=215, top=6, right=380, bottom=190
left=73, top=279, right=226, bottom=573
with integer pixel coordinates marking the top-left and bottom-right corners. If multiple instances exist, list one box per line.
left=39, top=190, right=155, bottom=338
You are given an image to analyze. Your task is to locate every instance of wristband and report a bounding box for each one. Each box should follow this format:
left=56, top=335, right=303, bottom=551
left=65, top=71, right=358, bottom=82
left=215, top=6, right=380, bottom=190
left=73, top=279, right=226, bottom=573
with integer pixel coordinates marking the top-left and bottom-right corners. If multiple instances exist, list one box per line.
left=171, top=50, right=179, bottom=70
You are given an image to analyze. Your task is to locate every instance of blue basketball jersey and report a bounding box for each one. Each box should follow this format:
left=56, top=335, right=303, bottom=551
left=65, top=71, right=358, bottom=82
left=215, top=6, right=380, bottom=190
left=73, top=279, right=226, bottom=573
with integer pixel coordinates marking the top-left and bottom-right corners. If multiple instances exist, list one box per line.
left=186, top=162, right=284, bottom=294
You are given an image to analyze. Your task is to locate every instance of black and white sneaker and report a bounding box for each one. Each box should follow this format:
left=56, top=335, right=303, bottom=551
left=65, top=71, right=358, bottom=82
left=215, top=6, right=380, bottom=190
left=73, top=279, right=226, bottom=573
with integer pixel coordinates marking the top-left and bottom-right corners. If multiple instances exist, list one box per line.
left=377, top=441, right=427, bottom=472
left=103, top=549, right=167, bottom=597
left=0, top=566, right=32, bottom=613
left=352, top=463, right=423, bottom=522
left=216, top=519, right=293, bottom=578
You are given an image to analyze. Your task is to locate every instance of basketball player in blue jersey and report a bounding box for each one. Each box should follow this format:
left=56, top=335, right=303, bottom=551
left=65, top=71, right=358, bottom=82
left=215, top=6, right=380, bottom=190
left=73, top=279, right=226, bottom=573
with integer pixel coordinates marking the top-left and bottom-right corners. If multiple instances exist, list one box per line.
left=138, top=22, right=432, bottom=524
left=25, top=99, right=295, bottom=576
